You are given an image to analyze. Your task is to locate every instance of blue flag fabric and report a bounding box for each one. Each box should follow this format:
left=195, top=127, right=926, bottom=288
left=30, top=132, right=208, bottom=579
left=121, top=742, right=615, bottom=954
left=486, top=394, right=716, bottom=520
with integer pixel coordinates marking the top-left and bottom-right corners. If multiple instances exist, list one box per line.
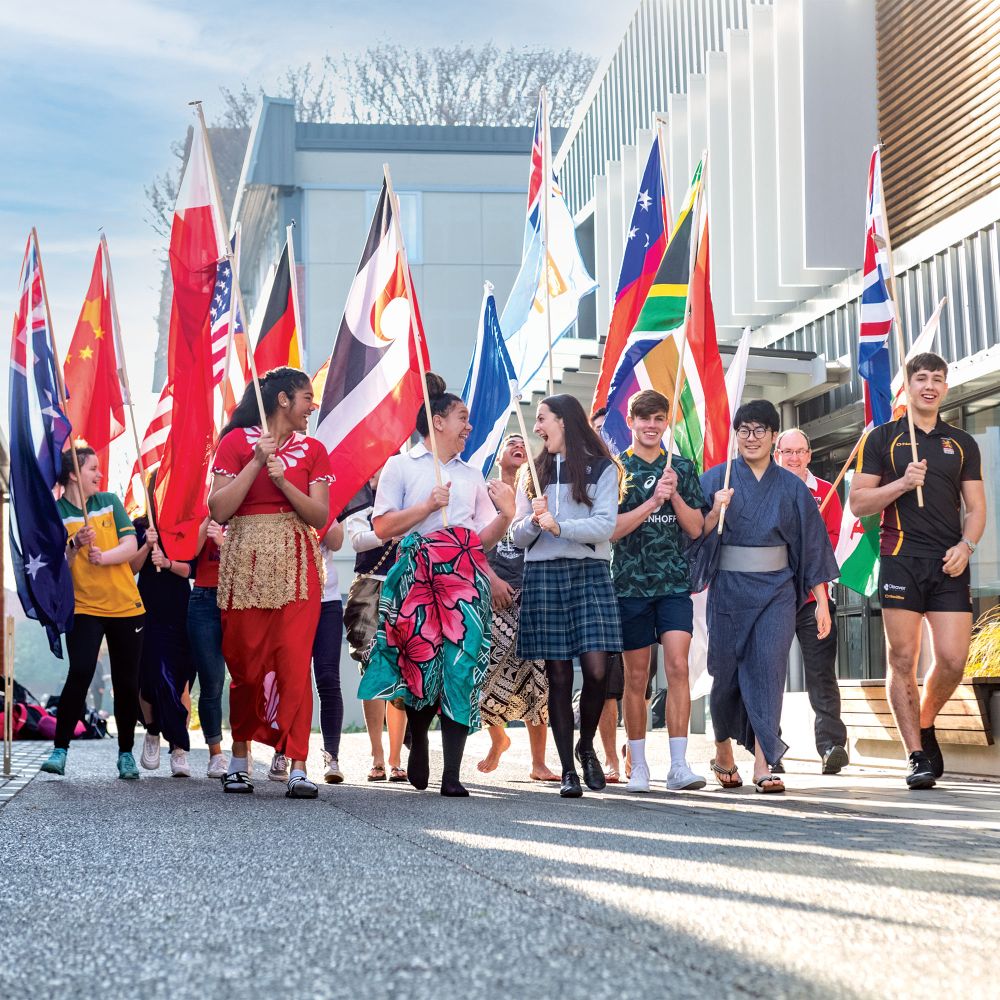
left=9, top=235, right=75, bottom=657
left=461, top=288, right=516, bottom=477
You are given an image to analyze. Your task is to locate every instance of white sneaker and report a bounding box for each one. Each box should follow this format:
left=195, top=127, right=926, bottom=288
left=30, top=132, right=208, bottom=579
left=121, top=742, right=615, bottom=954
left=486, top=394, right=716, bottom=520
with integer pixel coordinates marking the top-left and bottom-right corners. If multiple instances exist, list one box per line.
left=140, top=732, right=161, bottom=770
left=627, top=761, right=650, bottom=793
left=206, top=753, right=227, bottom=779
left=667, top=762, right=707, bottom=790
left=268, top=752, right=290, bottom=782
left=322, top=749, right=344, bottom=784
left=169, top=749, right=191, bottom=777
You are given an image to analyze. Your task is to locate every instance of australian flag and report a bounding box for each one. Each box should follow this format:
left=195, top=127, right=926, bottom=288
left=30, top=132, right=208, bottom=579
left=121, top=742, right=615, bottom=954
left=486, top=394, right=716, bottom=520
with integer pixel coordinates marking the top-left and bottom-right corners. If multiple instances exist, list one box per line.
left=8, top=234, right=75, bottom=656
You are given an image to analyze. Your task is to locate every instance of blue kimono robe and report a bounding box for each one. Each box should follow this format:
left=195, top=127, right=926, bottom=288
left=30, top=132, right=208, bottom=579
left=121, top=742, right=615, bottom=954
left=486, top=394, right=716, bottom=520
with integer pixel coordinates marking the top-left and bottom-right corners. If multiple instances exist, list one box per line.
left=695, top=457, right=840, bottom=764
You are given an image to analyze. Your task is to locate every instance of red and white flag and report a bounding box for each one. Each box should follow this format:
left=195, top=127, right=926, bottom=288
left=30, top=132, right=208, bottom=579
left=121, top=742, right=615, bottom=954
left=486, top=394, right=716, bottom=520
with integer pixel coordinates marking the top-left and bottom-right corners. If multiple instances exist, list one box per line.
left=315, top=180, right=429, bottom=518
left=153, top=119, right=228, bottom=557
left=124, top=383, right=173, bottom=514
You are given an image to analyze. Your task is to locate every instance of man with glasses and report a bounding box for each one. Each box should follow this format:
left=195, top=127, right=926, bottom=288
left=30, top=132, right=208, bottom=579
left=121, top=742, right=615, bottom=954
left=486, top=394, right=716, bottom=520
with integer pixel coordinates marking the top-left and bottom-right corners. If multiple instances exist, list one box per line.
left=775, top=428, right=849, bottom=774
left=695, top=401, right=839, bottom=793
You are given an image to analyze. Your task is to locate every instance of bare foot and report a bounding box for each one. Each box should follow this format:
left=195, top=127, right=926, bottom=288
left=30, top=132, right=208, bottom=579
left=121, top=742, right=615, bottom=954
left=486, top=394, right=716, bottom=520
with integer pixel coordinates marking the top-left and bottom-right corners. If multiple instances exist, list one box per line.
left=477, top=729, right=511, bottom=773
left=530, top=765, right=560, bottom=781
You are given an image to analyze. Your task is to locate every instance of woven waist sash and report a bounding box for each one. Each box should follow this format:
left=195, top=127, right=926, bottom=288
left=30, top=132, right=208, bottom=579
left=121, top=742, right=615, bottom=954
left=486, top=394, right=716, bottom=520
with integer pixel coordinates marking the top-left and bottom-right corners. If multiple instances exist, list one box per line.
left=719, top=544, right=789, bottom=573
left=217, top=511, right=325, bottom=611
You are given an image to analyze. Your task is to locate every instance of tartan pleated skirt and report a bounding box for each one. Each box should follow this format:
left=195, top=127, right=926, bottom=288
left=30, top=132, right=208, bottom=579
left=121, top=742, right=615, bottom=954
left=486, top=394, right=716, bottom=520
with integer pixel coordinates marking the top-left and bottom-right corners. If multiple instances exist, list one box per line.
left=517, top=558, right=623, bottom=660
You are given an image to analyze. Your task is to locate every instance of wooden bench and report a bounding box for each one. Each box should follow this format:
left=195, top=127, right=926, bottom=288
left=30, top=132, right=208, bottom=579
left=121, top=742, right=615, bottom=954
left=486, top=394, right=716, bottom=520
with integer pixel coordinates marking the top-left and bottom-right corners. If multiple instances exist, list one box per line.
left=839, top=677, right=1000, bottom=746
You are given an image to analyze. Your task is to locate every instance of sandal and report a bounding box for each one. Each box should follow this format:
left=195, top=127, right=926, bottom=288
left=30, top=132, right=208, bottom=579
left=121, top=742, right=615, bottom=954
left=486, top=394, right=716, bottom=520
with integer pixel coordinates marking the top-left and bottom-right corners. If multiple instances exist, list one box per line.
left=388, top=766, right=408, bottom=782
left=755, top=774, right=785, bottom=794
left=286, top=775, right=319, bottom=799
left=710, top=758, right=743, bottom=789
left=368, top=764, right=387, bottom=782
left=604, top=765, right=621, bottom=784
left=222, top=771, right=254, bottom=793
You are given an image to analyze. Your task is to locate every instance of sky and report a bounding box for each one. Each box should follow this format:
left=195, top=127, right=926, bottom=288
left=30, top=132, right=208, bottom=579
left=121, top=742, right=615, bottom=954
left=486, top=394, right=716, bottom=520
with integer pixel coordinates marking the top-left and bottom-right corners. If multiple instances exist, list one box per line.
left=0, top=0, right=632, bottom=482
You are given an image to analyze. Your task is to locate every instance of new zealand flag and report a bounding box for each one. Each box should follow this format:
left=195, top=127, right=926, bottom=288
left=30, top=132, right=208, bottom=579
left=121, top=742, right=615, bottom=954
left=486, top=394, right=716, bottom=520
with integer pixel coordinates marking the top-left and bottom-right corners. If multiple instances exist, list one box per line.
left=9, top=233, right=75, bottom=656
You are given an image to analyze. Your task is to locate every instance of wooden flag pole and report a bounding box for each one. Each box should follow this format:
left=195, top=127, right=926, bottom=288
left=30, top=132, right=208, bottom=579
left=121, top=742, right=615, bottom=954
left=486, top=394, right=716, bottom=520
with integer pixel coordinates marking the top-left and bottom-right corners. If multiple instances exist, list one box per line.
left=665, top=150, right=708, bottom=468
left=875, top=146, right=923, bottom=508
left=190, top=102, right=266, bottom=425
left=540, top=86, right=556, bottom=397
left=100, top=233, right=161, bottom=570
left=286, top=221, right=307, bottom=371
left=653, top=115, right=674, bottom=234
left=382, top=163, right=447, bottom=527
left=716, top=428, right=738, bottom=537
left=818, top=431, right=866, bottom=516
left=31, top=229, right=89, bottom=529
left=511, top=384, right=542, bottom=499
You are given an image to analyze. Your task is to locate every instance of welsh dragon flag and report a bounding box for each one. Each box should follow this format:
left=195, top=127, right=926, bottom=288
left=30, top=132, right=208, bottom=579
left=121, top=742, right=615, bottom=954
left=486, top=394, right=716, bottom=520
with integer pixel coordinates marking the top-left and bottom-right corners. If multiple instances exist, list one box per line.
left=602, top=161, right=728, bottom=472
left=836, top=471, right=881, bottom=597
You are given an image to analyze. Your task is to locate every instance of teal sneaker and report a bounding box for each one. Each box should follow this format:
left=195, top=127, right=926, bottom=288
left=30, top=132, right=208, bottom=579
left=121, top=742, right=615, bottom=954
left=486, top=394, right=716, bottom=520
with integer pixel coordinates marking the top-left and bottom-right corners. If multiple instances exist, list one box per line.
left=40, top=748, right=67, bottom=775
left=117, top=751, right=140, bottom=780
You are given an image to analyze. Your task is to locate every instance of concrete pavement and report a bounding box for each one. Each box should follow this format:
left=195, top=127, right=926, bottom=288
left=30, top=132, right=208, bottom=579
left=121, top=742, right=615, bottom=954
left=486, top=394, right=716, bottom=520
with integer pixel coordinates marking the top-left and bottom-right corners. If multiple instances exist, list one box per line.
left=1, top=730, right=998, bottom=999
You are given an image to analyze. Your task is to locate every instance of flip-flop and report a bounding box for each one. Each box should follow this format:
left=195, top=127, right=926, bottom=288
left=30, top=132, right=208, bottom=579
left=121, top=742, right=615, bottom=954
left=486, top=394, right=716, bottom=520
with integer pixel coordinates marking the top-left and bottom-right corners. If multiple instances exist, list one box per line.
left=368, top=764, right=387, bottom=782
left=388, top=766, right=408, bottom=782
left=604, top=766, right=621, bottom=784
left=710, top=758, right=743, bottom=789
left=755, top=774, right=785, bottom=794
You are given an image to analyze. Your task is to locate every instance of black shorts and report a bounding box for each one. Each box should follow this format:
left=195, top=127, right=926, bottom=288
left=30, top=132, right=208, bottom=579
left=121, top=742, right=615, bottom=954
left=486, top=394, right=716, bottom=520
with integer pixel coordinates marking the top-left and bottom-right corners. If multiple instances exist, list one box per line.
left=604, top=650, right=658, bottom=701
left=879, top=555, right=972, bottom=614
left=618, top=594, right=694, bottom=650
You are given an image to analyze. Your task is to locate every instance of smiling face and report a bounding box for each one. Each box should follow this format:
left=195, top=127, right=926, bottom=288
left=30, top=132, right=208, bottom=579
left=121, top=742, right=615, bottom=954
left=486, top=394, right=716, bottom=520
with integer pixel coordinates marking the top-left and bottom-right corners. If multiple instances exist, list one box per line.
left=736, top=422, right=776, bottom=464
left=627, top=408, right=668, bottom=455
left=280, top=385, right=316, bottom=433
left=74, top=453, right=102, bottom=499
left=908, top=367, right=948, bottom=417
left=433, top=401, right=472, bottom=457
left=499, top=435, right=526, bottom=474
left=774, top=430, right=811, bottom=481
left=534, top=403, right=565, bottom=455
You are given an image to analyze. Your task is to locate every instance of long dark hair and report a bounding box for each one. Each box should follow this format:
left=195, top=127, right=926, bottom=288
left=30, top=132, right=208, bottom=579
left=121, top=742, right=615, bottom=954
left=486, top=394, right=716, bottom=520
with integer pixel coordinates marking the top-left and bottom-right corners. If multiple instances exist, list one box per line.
left=415, top=372, right=462, bottom=437
left=57, top=446, right=97, bottom=487
left=220, top=367, right=312, bottom=439
left=526, top=394, right=624, bottom=507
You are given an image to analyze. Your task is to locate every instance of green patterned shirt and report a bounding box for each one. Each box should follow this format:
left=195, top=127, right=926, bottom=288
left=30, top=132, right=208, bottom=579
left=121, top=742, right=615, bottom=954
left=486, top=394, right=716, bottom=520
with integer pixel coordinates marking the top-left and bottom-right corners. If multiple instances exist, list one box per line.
left=612, top=448, right=707, bottom=598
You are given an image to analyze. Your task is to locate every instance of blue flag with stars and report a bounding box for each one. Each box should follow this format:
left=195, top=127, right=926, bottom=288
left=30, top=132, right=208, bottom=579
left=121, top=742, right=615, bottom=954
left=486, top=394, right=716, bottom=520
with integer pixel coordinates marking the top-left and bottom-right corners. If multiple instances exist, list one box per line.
left=8, top=234, right=75, bottom=657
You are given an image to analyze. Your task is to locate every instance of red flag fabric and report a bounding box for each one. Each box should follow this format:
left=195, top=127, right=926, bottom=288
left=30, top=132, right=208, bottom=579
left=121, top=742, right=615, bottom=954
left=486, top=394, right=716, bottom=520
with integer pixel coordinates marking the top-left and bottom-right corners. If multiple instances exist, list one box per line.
left=124, top=382, right=173, bottom=514
left=252, top=242, right=300, bottom=375
left=63, top=245, right=125, bottom=481
left=153, top=123, right=226, bottom=558
left=314, top=181, right=429, bottom=519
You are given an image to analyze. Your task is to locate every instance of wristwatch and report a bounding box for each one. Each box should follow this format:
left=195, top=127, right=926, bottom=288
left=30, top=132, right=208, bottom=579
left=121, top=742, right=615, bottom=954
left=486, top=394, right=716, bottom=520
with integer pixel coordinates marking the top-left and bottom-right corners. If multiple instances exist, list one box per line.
left=962, top=537, right=977, bottom=554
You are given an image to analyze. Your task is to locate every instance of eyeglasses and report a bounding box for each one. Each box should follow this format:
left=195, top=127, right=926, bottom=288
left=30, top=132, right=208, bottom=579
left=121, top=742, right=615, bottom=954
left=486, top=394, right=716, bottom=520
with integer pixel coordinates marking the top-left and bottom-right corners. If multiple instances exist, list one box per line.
left=777, top=448, right=810, bottom=457
left=736, top=425, right=769, bottom=440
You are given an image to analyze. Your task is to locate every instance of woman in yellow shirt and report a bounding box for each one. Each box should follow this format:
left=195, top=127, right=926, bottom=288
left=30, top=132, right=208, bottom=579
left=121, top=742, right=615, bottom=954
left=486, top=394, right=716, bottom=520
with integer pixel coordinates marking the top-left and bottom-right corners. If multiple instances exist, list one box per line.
left=40, top=447, right=146, bottom=780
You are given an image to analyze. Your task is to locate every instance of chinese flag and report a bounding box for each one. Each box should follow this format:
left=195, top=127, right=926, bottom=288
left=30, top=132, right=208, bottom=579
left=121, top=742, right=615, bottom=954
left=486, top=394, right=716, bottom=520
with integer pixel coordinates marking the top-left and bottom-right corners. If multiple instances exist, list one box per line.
left=63, top=245, right=125, bottom=481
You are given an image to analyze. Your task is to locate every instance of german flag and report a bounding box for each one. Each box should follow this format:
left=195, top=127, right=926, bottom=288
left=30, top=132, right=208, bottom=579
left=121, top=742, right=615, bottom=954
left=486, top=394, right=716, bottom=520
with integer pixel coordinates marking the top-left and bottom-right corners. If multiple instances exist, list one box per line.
left=252, top=241, right=301, bottom=374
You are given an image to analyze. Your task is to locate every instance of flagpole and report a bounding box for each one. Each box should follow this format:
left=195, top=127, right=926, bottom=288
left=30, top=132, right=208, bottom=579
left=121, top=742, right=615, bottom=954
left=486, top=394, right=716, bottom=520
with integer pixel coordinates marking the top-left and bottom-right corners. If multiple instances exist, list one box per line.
left=100, top=233, right=162, bottom=571
left=540, top=86, right=556, bottom=397
left=818, top=432, right=866, bottom=516
left=31, top=229, right=89, bottom=530
left=875, top=144, right=923, bottom=508
left=190, top=101, right=266, bottom=425
left=382, top=163, right=447, bottom=527
left=665, top=150, right=707, bottom=468
left=654, top=115, right=674, bottom=234
left=716, top=428, right=737, bottom=537
left=286, top=221, right=306, bottom=371
left=218, top=222, right=241, bottom=432
left=511, top=386, right=542, bottom=499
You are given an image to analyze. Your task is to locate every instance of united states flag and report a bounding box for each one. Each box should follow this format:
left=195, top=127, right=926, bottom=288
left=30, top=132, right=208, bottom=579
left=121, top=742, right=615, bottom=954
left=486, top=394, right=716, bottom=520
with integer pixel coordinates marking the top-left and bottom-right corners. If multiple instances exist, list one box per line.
left=124, top=382, right=173, bottom=513
left=858, top=146, right=894, bottom=427
left=210, top=256, right=242, bottom=386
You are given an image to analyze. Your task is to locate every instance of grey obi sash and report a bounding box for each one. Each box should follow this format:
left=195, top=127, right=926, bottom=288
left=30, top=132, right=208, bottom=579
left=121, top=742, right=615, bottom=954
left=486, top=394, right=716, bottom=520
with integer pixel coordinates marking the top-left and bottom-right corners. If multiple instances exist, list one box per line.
left=719, top=544, right=789, bottom=573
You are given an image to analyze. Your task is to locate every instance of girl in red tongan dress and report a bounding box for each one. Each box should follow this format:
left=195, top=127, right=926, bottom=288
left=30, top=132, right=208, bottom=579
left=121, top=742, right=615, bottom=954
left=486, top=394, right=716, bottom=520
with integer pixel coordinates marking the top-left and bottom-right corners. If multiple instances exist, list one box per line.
left=208, top=367, right=332, bottom=798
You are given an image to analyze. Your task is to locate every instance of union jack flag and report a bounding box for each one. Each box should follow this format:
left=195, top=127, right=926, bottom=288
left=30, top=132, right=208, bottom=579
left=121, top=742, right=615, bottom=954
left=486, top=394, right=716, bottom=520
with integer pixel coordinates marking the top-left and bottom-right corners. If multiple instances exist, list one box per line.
left=522, top=91, right=562, bottom=256
left=858, top=147, right=894, bottom=427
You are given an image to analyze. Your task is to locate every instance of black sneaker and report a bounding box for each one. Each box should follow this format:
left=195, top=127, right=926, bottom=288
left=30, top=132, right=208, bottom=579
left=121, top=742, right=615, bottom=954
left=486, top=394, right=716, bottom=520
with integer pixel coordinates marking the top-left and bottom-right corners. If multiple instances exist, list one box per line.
left=906, top=751, right=936, bottom=790
left=822, top=745, right=849, bottom=775
left=921, top=726, right=944, bottom=778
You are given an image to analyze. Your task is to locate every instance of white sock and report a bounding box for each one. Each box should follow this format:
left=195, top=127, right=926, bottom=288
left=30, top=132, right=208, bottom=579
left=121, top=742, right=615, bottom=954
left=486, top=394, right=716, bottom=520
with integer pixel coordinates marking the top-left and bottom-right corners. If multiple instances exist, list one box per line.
left=289, top=768, right=307, bottom=783
left=669, top=737, right=688, bottom=767
left=228, top=755, right=247, bottom=775
left=628, top=739, right=647, bottom=769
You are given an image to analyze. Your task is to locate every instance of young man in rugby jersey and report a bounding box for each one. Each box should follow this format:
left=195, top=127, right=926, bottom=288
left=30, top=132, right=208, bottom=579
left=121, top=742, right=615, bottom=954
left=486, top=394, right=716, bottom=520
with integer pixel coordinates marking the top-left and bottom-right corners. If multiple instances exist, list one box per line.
left=610, top=390, right=708, bottom=792
left=850, top=353, right=986, bottom=789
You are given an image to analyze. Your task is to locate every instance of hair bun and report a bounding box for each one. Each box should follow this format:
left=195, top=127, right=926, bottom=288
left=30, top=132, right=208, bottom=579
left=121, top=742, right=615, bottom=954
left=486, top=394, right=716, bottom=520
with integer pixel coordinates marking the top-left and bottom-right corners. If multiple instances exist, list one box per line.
left=425, top=372, right=447, bottom=401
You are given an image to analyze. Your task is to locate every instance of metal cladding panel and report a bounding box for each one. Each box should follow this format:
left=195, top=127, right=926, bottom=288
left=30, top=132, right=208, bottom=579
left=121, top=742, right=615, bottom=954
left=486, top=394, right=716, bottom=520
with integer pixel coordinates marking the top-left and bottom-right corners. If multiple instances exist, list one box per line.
left=801, top=0, right=878, bottom=269
left=607, top=160, right=626, bottom=291
left=666, top=92, right=691, bottom=215
left=593, top=174, right=611, bottom=340
left=621, top=143, right=640, bottom=230
left=878, top=0, right=1000, bottom=246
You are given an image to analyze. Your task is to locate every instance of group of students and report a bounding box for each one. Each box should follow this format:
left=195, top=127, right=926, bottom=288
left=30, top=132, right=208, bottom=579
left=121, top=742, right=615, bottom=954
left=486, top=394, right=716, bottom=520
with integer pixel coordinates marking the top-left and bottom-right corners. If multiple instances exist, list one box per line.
left=40, top=350, right=985, bottom=798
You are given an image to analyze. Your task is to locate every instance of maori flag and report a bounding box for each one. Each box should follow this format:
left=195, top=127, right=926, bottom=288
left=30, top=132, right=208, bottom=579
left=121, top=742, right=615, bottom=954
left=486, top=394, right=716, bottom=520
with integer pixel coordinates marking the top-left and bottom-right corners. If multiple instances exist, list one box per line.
left=314, top=181, right=429, bottom=519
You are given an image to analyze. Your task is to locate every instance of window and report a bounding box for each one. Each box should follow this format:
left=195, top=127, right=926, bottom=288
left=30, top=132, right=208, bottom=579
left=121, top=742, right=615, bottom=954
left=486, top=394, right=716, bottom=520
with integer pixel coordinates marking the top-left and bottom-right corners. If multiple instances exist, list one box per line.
left=365, top=189, right=422, bottom=265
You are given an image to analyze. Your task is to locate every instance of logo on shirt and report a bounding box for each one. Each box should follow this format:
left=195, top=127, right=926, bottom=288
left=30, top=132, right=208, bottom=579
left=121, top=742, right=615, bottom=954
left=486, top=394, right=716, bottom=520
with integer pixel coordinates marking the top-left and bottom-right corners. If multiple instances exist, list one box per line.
left=643, top=474, right=657, bottom=490
left=941, top=438, right=956, bottom=455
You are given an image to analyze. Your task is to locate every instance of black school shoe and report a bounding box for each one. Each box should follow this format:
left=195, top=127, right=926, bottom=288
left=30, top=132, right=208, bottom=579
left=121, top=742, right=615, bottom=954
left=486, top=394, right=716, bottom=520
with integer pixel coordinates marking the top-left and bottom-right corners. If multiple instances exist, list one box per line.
left=921, top=726, right=944, bottom=778
left=906, top=751, right=936, bottom=790
left=822, top=745, right=849, bottom=775
left=574, top=742, right=607, bottom=791
left=560, top=771, right=583, bottom=798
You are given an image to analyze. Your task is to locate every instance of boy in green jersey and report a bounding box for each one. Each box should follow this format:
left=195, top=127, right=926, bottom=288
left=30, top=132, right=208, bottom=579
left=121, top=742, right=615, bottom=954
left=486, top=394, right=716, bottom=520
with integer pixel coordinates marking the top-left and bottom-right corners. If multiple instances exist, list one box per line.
left=611, top=390, right=708, bottom=792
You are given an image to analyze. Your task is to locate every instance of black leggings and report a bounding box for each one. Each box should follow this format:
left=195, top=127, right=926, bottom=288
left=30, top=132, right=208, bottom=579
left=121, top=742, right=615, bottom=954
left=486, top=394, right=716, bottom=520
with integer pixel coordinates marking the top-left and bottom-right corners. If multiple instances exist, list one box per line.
left=546, top=653, right=609, bottom=775
left=55, top=614, right=145, bottom=752
left=404, top=702, right=469, bottom=783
